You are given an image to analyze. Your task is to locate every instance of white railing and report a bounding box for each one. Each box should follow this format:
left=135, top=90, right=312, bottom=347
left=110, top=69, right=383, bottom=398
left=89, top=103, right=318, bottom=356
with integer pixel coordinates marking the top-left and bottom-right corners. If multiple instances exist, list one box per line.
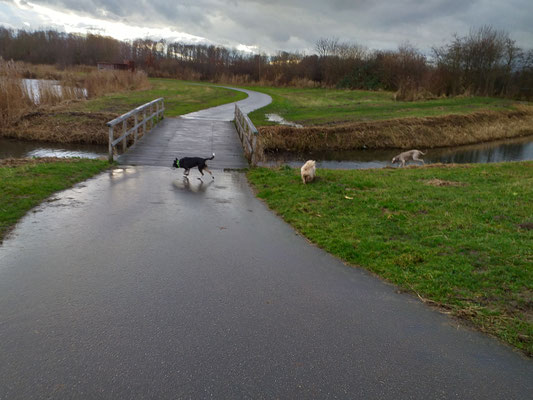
left=106, top=98, right=165, bottom=161
left=234, top=104, right=259, bottom=165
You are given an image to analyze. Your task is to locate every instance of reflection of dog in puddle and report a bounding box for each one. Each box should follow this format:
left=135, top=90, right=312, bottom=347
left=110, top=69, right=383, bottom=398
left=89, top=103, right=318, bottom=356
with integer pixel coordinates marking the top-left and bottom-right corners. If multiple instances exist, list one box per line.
left=173, top=176, right=214, bottom=193
left=172, top=153, right=215, bottom=180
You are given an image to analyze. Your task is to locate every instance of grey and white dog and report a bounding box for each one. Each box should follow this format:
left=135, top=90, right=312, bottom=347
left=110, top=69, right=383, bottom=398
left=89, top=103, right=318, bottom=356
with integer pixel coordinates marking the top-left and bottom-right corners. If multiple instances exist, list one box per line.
left=391, top=150, right=426, bottom=167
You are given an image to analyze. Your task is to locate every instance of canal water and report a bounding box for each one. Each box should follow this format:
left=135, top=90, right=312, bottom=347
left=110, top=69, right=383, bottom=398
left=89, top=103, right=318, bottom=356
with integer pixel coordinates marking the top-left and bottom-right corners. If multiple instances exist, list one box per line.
left=0, top=138, right=106, bottom=160
left=22, top=79, right=87, bottom=104
left=1, top=136, right=532, bottom=168
left=261, top=135, right=533, bottom=169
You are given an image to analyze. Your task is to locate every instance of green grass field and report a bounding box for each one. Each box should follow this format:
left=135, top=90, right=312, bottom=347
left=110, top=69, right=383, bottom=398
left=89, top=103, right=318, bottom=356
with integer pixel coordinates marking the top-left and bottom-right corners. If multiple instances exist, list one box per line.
left=0, top=159, right=110, bottom=243
left=245, top=86, right=518, bottom=126
left=247, top=162, right=533, bottom=355
left=73, top=79, right=248, bottom=117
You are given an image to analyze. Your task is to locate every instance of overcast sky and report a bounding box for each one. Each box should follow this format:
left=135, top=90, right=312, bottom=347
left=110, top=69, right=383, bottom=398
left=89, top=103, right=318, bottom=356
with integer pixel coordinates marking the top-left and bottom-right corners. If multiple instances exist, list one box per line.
left=1, top=0, right=532, bottom=54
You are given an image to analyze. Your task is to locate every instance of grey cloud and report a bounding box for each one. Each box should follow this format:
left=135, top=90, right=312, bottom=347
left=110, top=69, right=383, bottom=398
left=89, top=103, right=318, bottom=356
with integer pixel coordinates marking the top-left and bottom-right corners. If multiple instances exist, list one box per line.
left=13, top=0, right=533, bottom=53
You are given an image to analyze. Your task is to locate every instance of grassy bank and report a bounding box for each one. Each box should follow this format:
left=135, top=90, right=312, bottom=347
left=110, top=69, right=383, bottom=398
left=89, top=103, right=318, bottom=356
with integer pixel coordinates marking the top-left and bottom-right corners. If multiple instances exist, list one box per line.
left=0, top=158, right=110, bottom=243
left=1, top=78, right=247, bottom=145
left=257, top=107, right=533, bottom=152
left=73, top=79, right=247, bottom=117
left=246, top=86, right=519, bottom=126
left=247, top=162, right=533, bottom=355
left=244, top=86, right=533, bottom=153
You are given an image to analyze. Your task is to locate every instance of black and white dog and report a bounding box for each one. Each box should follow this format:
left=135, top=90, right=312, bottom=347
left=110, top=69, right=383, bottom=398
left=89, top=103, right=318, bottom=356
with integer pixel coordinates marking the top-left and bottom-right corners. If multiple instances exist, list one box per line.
left=172, top=153, right=215, bottom=179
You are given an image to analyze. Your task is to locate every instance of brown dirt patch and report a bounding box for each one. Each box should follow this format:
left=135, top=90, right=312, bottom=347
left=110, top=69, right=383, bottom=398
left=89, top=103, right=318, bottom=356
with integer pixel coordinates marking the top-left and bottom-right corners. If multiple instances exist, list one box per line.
left=518, top=222, right=533, bottom=230
left=423, top=178, right=467, bottom=187
left=0, top=157, right=81, bottom=167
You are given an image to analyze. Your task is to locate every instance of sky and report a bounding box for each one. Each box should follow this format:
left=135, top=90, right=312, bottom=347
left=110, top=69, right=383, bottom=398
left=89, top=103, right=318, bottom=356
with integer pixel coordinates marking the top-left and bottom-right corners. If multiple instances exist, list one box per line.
left=1, top=0, right=532, bottom=55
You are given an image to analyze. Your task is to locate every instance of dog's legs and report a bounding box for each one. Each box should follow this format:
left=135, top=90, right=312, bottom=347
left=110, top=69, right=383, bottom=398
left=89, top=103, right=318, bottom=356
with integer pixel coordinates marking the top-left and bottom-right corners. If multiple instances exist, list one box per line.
left=413, top=155, right=424, bottom=165
left=197, top=167, right=204, bottom=181
left=184, top=169, right=190, bottom=176
left=203, top=167, right=214, bottom=179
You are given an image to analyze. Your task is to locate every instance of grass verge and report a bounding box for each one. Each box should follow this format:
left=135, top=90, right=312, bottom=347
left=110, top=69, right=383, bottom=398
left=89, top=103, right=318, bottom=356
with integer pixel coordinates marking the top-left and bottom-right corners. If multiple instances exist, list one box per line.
left=0, top=158, right=110, bottom=243
left=72, top=78, right=248, bottom=117
left=247, top=162, right=533, bottom=355
left=245, top=86, right=520, bottom=126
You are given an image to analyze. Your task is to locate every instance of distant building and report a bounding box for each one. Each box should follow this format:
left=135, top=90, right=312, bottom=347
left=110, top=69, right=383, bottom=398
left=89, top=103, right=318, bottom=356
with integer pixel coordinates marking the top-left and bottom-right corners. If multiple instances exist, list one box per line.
left=97, top=61, right=135, bottom=72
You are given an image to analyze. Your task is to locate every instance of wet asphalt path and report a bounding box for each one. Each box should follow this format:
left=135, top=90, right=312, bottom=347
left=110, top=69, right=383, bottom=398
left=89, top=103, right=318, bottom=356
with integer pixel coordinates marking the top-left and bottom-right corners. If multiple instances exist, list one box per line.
left=180, top=86, right=272, bottom=121
left=0, top=167, right=532, bottom=399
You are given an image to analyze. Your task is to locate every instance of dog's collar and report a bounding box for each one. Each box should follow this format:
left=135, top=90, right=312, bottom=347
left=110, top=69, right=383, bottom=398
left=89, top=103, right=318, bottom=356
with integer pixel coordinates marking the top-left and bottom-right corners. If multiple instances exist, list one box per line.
left=176, top=159, right=180, bottom=168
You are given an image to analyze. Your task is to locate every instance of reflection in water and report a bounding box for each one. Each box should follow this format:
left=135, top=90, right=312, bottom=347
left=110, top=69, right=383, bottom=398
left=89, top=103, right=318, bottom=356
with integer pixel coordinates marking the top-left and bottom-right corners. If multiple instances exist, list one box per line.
left=262, top=136, right=533, bottom=169
left=173, top=176, right=214, bottom=193
left=0, top=138, right=106, bottom=160
left=429, top=138, right=533, bottom=164
left=22, top=79, right=87, bottom=104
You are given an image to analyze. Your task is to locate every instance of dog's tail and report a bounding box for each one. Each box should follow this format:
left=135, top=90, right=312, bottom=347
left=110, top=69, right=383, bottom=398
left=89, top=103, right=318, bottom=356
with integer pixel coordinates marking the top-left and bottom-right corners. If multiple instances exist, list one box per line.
left=419, top=150, right=426, bottom=155
left=206, top=153, right=215, bottom=161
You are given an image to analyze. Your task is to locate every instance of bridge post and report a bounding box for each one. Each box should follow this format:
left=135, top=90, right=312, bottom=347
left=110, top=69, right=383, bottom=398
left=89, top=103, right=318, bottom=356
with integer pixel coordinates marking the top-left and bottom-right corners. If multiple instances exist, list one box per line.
left=108, top=126, right=114, bottom=162
left=134, top=114, right=138, bottom=144
left=122, top=120, right=127, bottom=153
left=143, top=109, right=147, bottom=136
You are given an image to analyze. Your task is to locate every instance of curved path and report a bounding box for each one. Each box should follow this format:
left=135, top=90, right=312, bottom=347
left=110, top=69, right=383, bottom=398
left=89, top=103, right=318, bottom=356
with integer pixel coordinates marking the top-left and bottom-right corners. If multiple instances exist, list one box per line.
left=181, top=86, right=272, bottom=121
left=0, top=89, right=531, bottom=399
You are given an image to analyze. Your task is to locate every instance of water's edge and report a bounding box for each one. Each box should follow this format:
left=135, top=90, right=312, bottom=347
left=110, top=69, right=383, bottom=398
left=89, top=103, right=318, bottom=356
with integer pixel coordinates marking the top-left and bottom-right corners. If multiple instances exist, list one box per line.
left=2, top=135, right=532, bottom=169
left=260, top=135, right=533, bottom=169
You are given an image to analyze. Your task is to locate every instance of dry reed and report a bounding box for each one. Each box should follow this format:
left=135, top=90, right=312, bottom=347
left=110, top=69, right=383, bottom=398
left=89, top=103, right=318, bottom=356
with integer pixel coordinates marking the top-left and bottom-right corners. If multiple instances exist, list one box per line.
left=257, top=107, right=533, bottom=153
left=84, top=70, right=150, bottom=98
left=0, top=60, right=150, bottom=139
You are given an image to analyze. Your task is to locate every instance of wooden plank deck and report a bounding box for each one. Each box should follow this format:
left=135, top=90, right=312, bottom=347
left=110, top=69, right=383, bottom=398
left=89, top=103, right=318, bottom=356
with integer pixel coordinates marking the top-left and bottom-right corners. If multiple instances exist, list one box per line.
left=117, top=117, right=248, bottom=169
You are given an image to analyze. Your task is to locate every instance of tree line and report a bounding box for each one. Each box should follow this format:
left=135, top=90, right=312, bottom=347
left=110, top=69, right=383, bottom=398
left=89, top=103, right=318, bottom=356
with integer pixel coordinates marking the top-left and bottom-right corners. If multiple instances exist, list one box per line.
left=1, top=26, right=531, bottom=100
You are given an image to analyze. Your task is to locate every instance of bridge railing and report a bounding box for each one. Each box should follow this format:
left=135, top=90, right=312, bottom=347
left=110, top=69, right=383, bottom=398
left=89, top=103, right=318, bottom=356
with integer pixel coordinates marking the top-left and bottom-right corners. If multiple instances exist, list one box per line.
left=106, top=98, right=165, bottom=162
left=234, top=104, right=259, bottom=165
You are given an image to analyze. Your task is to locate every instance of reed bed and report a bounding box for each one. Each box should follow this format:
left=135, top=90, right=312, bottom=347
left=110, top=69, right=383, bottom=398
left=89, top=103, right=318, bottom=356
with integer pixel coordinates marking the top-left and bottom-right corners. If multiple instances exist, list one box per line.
left=0, top=60, right=150, bottom=139
left=257, top=107, right=533, bottom=153
left=84, top=70, right=150, bottom=97
left=0, top=76, right=34, bottom=127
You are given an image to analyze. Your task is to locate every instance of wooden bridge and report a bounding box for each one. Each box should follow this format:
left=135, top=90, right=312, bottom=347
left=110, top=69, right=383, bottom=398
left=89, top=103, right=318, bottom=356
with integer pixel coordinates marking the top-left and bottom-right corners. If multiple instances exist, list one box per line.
left=108, top=87, right=271, bottom=169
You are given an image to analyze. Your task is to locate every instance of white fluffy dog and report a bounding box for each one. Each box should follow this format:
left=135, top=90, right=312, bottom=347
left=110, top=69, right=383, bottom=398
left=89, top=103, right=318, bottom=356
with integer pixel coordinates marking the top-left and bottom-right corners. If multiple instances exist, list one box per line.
left=300, top=160, right=316, bottom=184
